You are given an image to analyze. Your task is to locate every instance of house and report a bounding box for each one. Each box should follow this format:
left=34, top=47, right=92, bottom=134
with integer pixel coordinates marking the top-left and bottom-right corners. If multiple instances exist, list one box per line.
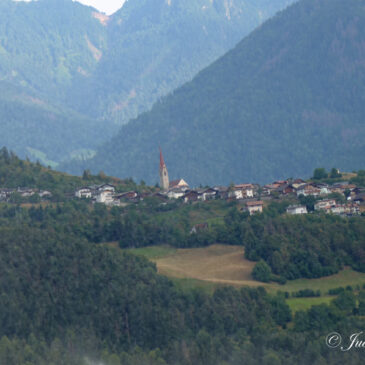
left=293, top=178, right=305, bottom=184
left=329, top=186, right=345, bottom=195
left=0, top=188, right=13, bottom=201
left=169, top=179, right=189, bottom=190
left=344, top=204, right=360, bottom=215
left=96, top=184, right=115, bottom=193
left=39, top=190, right=52, bottom=198
left=262, top=184, right=280, bottom=195
left=75, top=187, right=93, bottom=199
left=246, top=201, right=264, bottom=215
left=328, top=203, right=360, bottom=216
left=167, top=188, right=185, bottom=199
left=236, top=184, right=255, bottom=198
left=286, top=205, right=308, bottom=215
left=313, top=183, right=330, bottom=196
left=328, top=182, right=355, bottom=195
left=330, top=205, right=345, bottom=215
left=273, top=180, right=288, bottom=186
left=228, top=184, right=255, bottom=200
left=228, top=188, right=243, bottom=200
left=213, top=186, right=229, bottom=199
left=296, top=184, right=321, bottom=197
left=314, top=199, right=336, bottom=211
left=17, top=188, right=37, bottom=197
left=277, top=184, right=294, bottom=195
left=190, top=223, right=209, bottom=234
left=0, top=190, right=7, bottom=201
left=354, top=193, right=365, bottom=205
left=201, top=188, right=217, bottom=201
left=183, top=190, right=202, bottom=203
left=292, top=182, right=306, bottom=191
left=116, top=191, right=139, bottom=202
left=95, top=190, right=114, bottom=205
left=152, top=192, right=169, bottom=202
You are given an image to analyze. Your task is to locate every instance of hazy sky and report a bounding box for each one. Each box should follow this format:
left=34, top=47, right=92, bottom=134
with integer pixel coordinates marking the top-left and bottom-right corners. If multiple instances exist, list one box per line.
left=14, top=0, right=126, bottom=15
left=75, top=0, right=126, bottom=15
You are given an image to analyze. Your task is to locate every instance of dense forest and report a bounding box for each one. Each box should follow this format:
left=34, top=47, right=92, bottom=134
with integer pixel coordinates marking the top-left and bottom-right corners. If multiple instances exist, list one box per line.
left=0, top=153, right=365, bottom=364
left=68, top=0, right=365, bottom=185
left=0, top=202, right=365, bottom=364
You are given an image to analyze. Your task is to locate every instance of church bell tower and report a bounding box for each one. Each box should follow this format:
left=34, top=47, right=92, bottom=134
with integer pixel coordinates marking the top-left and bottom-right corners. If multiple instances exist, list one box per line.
left=159, top=148, right=169, bottom=191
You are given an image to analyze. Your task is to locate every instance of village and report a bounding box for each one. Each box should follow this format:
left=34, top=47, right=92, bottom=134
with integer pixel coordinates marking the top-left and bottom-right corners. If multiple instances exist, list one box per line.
left=72, top=177, right=364, bottom=216
left=0, top=150, right=364, bottom=217
left=72, top=150, right=365, bottom=217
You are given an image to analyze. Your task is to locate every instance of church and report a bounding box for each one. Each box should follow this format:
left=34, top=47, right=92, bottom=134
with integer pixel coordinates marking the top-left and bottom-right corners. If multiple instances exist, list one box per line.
left=159, top=148, right=189, bottom=191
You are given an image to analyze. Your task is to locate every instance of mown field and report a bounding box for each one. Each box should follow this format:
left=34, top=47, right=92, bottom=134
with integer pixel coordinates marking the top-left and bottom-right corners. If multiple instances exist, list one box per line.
left=126, top=244, right=365, bottom=309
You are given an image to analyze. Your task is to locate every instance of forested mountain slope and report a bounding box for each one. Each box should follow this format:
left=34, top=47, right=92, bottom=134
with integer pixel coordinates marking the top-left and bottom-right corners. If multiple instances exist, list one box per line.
left=68, top=0, right=295, bottom=124
left=0, top=0, right=114, bottom=165
left=69, top=0, right=365, bottom=185
left=0, top=0, right=106, bottom=96
left=0, top=0, right=294, bottom=165
left=0, top=82, right=117, bottom=166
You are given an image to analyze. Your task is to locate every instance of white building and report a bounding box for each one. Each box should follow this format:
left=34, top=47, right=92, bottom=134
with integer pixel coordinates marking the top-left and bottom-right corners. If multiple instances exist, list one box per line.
left=95, top=190, right=114, bottom=205
left=314, top=199, right=336, bottom=211
left=246, top=201, right=264, bottom=215
left=75, top=187, right=93, bottom=199
left=286, top=205, right=308, bottom=215
left=229, top=184, right=254, bottom=200
left=167, top=188, right=185, bottom=199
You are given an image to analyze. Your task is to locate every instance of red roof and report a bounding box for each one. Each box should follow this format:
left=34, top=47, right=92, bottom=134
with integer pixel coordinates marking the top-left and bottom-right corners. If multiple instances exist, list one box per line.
left=246, top=201, right=264, bottom=207
left=170, top=179, right=189, bottom=188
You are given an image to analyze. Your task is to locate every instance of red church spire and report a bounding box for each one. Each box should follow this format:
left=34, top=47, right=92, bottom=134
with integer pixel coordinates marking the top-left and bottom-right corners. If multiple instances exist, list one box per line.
left=159, top=147, right=166, bottom=169
left=159, top=147, right=169, bottom=191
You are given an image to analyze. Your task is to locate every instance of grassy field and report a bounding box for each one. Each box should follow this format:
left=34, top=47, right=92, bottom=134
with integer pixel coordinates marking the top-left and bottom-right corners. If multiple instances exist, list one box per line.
left=286, top=296, right=335, bottom=312
left=153, top=245, right=257, bottom=286
left=127, top=244, right=365, bottom=291
left=268, top=269, right=365, bottom=294
left=125, top=244, right=365, bottom=311
left=126, top=245, right=177, bottom=259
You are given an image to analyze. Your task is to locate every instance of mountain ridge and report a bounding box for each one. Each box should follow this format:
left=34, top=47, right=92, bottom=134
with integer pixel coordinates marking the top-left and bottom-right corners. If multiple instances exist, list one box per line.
left=0, top=0, right=294, bottom=166
left=62, top=0, right=365, bottom=185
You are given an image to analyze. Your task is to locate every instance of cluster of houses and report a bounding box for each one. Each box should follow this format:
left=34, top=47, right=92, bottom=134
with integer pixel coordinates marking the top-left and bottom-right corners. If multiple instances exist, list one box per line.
left=74, top=176, right=365, bottom=218
left=262, top=179, right=360, bottom=197
left=74, top=180, right=265, bottom=215
left=0, top=187, right=52, bottom=202
left=264, top=180, right=363, bottom=217
left=265, top=180, right=364, bottom=217
left=74, top=184, right=136, bottom=205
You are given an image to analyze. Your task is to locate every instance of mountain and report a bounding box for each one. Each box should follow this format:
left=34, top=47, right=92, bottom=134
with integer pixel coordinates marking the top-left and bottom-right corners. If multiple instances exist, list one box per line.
left=65, top=0, right=365, bottom=185
left=0, top=0, right=294, bottom=165
left=67, top=0, right=295, bottom=124
left=0, top=0, right=115, bottom=165
left=0, top=0, right=106, bottom=97
left=0, top=81, right=118, bottom=167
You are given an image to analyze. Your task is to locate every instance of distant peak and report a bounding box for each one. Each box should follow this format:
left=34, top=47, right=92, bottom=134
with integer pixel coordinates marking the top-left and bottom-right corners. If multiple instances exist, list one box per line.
left=92, top=11, right=110, bottom=26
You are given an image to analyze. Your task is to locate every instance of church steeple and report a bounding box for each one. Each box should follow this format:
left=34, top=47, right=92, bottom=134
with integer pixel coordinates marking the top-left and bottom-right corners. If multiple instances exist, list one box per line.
left=159, top=147, right=169, bottom=191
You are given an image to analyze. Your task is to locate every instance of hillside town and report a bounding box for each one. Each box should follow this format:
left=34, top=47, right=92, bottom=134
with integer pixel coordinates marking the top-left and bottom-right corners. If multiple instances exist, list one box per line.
left=0, top=150, right=363, bottom=217
left=72, top=149, right=365, bottom=217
